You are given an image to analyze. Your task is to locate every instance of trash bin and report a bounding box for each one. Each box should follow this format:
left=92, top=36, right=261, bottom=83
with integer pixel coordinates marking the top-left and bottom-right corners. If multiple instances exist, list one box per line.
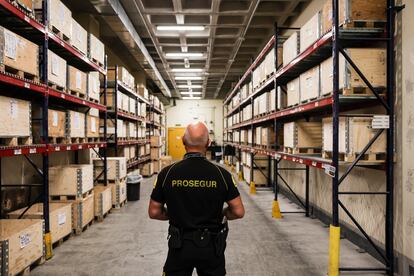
left=127, top=174, right=142, bottom=201
left=215, top=151, right=223, bottom=162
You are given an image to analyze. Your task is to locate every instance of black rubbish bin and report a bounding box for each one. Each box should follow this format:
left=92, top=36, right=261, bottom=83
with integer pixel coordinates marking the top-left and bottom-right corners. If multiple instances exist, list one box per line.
left=127, top=175, right=142, bottom=201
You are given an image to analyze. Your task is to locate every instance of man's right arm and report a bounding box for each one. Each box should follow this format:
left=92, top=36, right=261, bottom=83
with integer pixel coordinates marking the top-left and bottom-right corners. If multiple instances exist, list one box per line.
left=223, top=196, right=245, bottom=220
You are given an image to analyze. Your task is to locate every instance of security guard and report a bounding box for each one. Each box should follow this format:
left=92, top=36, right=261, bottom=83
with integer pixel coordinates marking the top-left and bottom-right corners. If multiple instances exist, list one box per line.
left=149, top=122, right=245, bottom=276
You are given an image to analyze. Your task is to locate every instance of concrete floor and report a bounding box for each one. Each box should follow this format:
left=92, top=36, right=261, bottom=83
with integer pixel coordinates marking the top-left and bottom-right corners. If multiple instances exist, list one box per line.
left=32, top=173, right=384, bottom=276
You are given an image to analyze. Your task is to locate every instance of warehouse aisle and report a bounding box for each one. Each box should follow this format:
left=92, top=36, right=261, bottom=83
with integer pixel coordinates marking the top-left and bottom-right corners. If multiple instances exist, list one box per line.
left=32, top=174, right=383, bottom=276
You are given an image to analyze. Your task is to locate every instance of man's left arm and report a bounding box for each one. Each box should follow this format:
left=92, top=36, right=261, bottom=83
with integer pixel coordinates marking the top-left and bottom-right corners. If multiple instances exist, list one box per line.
left=148, top=170, right=169, bottom=221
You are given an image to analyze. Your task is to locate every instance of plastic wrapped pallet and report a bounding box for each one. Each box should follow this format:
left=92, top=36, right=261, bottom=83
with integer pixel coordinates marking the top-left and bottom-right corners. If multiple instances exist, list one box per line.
left=71, top=18, right=87, bottom=54
left=48, top=50, right=67, bottom=89
left=300, top=12, right=321, bottom=53
left=66, top=110, right=85, bottom=138
left=89, top=33, right=105, bottom=66
left=0, top=96, right=31, bottom=144
left=300, top=65, right=320, bottom=103
left=67, top=65, right=87, bottom=97
left=49, top=164, right=93, bottom=197
left=0, top=26, right=39, bottom=78
left=88, top=71, right=100, bottom=103
left=282, top=31, right=300, bottom=66
left=287, top=77, right=300, bottom=107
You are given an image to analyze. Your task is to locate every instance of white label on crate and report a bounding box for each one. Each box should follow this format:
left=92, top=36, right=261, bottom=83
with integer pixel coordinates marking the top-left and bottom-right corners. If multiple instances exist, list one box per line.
left=19, top=233, right=31, bottom=248
left=372, top=115, right=389, bottom=129
left=74, top=112, right=80, bottom=129
left=58, top=212, right=66, bottom=225
left=322, top=164, right=336, bottom=177
left=52, top=111, right=58, bottom=127
left=76, top=71, right=82, bottom=89
left=58, top=3, right=65, bottom=25
left=4, top=30, right=17, bottom=60
left=9, top=99, right=18, bottom=119
left=91, top=117, right=96, bottom=133
left=51, top=54, right=59, bottom=76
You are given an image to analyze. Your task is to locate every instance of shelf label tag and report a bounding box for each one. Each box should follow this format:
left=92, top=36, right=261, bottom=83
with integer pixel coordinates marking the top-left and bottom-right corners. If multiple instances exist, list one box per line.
left=24, top=82, right=30, bottom=89
left=372, top=115, right=389, bottom=129
left=78, top=145, right=82, bottom=149
left=55, top=146, right=60, bottom=151
left=66, top=146, right=71, bottom=150
left=29, top=148, right=36, bottom=154
left=19, top=233, right=31, bottom=248
left=14, top=149, right=22, bottom=155
left=322, top=164, right=336, bottom=177
left=24, top=15, right=30, bottom=23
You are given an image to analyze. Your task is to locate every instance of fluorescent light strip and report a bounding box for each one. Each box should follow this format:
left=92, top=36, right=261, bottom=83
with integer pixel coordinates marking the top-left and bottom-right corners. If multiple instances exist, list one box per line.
left=175, top=76, right=203, bottom=80
left=180, top=92, right=202, bottom=95
left=157, top=26, right=205, bottom=31
left=178, top=85, right=202, bottom=89
left=166, top=52, right=203, bottom=57
left=182, top=97, right=202, bottom=100
left=171, top=68, right=203, bottom=73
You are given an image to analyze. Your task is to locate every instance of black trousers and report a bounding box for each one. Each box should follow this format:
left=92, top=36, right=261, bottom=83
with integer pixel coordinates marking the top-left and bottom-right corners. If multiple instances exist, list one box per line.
left=163, top=239, right=226, bottom=276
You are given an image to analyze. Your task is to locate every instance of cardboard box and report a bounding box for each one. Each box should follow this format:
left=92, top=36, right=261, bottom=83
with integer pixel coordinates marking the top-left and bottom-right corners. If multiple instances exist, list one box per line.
left=66, top=110, right=85, bottom=138
left=67, top=65, right=87, bottom=97
left=48, top=50, right=67, bottom=89
left=282, top=31, right=299, bottom=66
left=287, top=77, right=300, bottom=107
left=89, top=33, right=104, bottom=66
left=300, top=12, right=321, bottom=53
left=0, top=96, right=31, bottom=139
left=300, top=65, right=320, bottom=102
left=71, top=18, right=87, bottom=54
left=88, top=71, right=100, bottom=103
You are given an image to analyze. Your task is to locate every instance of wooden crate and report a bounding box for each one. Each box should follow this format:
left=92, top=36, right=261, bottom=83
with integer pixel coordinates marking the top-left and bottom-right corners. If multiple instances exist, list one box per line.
left=151, top=148, right=161, bottom=160
left=93, top=185, right=112, bottom=221
left=321, top=0, right=387, bottom=34
left=287, top=77, right=300, bottom=107
left=322, top=116, right=386, bottom=161
left=129, top=145, right=136, bottom=160
left=128, top=122, right=137, bottom=139
left=66, top=110, right=86, bottom=140
left=0, top=219, right=44, bottom=276
left=137, top=86, right=149, bottom=100
left=71, top=18, right=87, bottom=54
left=300, top=12, right=321, bottom=53
left=161, top=156, right=173, bottom=169
left=86, top=114, right=99, bottom=140
left=104, top=88, right=123, bottom=110
left=32, top=108, right=65, bottom=144
left=129, top=97, right=136, bottom=114
left=93, top=157, right=127, bottom=182
left=243, top=165, right=268, bottom=186
left=282, top=31, right=300, bottom=66
left=107, top=66, right=135, bottom=89
left=141, top=162, right=154, bottom=177
left=48, top=50, right=67, bottom=90
left=104, top=118, right=124, bottom=138
left=277, top=87, right=287, bottom=110
left=261, top=127, right=276, bottom=148
left=284, top=121, right=322, bottom=154
left=12, top=0, right=34, bottom=15
left=109, top=180, right=127, bottom=208
left=49, top=164, right=94, bottom=198
left=67, top=65, right=87, bottom=98
left=52, top=192, right=94, bottom=234
left=151, top=135, right=162, bottom=147
left=8, top=203, right=72, bottom=245
left=320, top=49, right=386, bottom=96
left=88, top=71, right=100, bottom=103
left=122, top=93, right=129, bottom=112
left=300, top=65, right=320, bottom=103
left=0, top=26, right=39, bottom=79
left=34, top=0, right=72, bottom=41
left=153, top=160, right=162, bottom=174
left=0, top=96, right=31, bottom=146
left=89, top=33, right=105, bottom=66
left=255, top=127, right=262, bottom=145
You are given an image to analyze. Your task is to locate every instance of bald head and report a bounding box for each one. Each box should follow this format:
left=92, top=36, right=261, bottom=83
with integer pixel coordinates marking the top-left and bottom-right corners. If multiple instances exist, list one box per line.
left=182, top=122, right=210, bottom=152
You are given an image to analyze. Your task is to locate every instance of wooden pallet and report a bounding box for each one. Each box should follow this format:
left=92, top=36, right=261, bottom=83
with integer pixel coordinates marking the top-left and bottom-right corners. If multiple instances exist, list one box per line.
left=18, top=255, right=45, bottom=276
left=10, top=0, right=35, bottom=17
left=87, top=97, right=100, bottom=104
left=344, top=152, right=386, bottom=163
left=87, top=137, right=101, bottom=143
left=67, top=89, right=87, bottom=99
left=48, top=82, right=65, bottom=91
left=284, top=147, right=321, bottom=155
left=50, top=26, right=71, bottom=43
left=65, top=137, right=87, bottom=144
left=91, top=58, right=104, bottom=68
left=112, top=199, right=127, bottom=210
left=50, top=189, right=93, bottom=201
left=95, top=209, right=111, bottom=222
left=322, top=151, right=345, bottom=161
left=0, top=136, right=32, bottom=147
left=342, top=86, right=386, bottom=96
left=0, top=64, right=39, bottom=82
left=48, top=136, right=66, bottom=144
left=74, top=219, right=94, bottom=235
left=343, top=20, right=387, bottom=29
left=52, top=232, right=72, bottom=248
left=300, top=97, right=318, bottom=104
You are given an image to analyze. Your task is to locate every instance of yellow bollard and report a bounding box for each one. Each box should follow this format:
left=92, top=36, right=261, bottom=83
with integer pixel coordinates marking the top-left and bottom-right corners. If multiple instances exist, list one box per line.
left=272, top=200, right=283, bottom=219
left=328, top=225, right=341, bottom=276
left=238, top=171, right=243, bottom=181
left=249, top=181, right=256, bottom=194
left=231, top=164, right=234, bottom=172
left=44, top=232, right=53, bottom=260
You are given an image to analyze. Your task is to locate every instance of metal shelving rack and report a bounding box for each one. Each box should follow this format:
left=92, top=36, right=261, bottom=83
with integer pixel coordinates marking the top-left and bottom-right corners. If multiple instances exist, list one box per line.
left=223, top=0, right=397, bottom=274
left=0, top=0, right=108, bottom=258
left=106, top=65, right=151, bottom=171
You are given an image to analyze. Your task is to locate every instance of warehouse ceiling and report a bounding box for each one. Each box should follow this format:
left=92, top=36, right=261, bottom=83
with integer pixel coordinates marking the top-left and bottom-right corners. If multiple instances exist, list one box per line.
left=68, top=0, right=309, bottom=101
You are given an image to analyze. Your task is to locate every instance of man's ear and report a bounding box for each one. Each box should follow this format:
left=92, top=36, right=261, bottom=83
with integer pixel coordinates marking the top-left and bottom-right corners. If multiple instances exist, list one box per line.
left=182, top=136, right=186, bottom=146
left=207, top=139, right=211, bottom=148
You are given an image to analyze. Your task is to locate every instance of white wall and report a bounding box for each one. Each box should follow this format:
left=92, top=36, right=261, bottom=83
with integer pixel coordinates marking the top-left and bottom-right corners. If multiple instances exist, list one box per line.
left=166, top=100, right=224, bottom=144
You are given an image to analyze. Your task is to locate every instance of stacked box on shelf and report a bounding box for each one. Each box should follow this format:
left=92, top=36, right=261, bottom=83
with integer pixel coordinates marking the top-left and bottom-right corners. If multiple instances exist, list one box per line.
left=283, top=121, right=322, bottom=154
left=8, top=203, right=72, bottom=245
left=0, top=26, right=39, bottom=79
left=322, top=116, right=386, bottom=162
left=151, top=147, right=162, bottom=160
left=13, top=0, right=34, bottom=15
left=71, top=18, right=88, bottom=54
left=141, top=162, right=154, bottom=177
left=0, top=96, right=32, bottom=146
left=128, top=122, right=137, bottom=139
left=48, top=50, right=67, bottom=90
left=67, top=65, right=87, bottom=98
left=264, top=48, right=275, bottom=79
left=88, top=72, right=100, bottom=103
left=300, top=65, right=320, bottom=103
left=261, top=126, right=276, bottom=149
left=104, top=88, right=123, bottom=111
left=243, top=166, right=268, bottom=186
left=321, top=0, right=387, bottom=34
left=66, top=110, right=86, bottom=142
left=0, top=219, right=44, bottom=276
left=153, top=160, right=162, bottom=174
left=122, top=93, right=129, bottom=113
left=137, top=85, right=149, bottom=100
left=104, top=118, right=124, bottom=140
left=277, top=87, right=287, bottom=110
left=89, top=33, right=105, bottom=67
left=287, top=77, right=300, bottom=107
left=86, top=108, right=100, bottom=141
left=161, top=156, right=173, bottom=169
left=300, top=12, right=321, bottom=53
left=320, top=49, right=386, bottom=96
left=34, top=0, right=72, bottom=41
left=255, top=127, right=262, bottom=146
left=107, top=66, right=135, bottom=90
left=49, top=164, right=94, bottom=234
left=32, top=107, right=65, bottom=144
left=93, top=185, right=112, bottom=221
left=129, top=97, right=136, bottom=115
left=283, top=31, right=300, bottom=66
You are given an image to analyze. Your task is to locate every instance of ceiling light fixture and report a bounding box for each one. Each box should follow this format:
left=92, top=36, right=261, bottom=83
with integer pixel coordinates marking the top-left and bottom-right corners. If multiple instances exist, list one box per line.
left=172, top=68, right=203, bottom=73
left=182, top=97, right=202, bottom=100
left=178, top=85, right=202, bottom=89
left=157, top=26, right=205, bottom=31
left=175, top=76, right=203, bottom=80
left=181, top=92, right=202, bottom=95
left=166, top=52, right=203, bottom=57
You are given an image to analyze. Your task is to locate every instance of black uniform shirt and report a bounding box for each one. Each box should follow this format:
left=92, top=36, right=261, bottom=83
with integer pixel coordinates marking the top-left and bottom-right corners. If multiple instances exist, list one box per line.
left=151, top=152, right=240, bottom=230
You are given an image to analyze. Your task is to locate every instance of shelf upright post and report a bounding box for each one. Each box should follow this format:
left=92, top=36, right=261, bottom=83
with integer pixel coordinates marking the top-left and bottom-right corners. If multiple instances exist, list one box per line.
left=385, top=0, right=395, bottom=274
left=114, top=65, right=119, bottom=157
left=41, top=0, right=52, bottom=260
left=249, top=61, right=256, bottom=194
left=328, top=0, right=341, bottom=274
left=103, top=55, right=108, bottom=185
